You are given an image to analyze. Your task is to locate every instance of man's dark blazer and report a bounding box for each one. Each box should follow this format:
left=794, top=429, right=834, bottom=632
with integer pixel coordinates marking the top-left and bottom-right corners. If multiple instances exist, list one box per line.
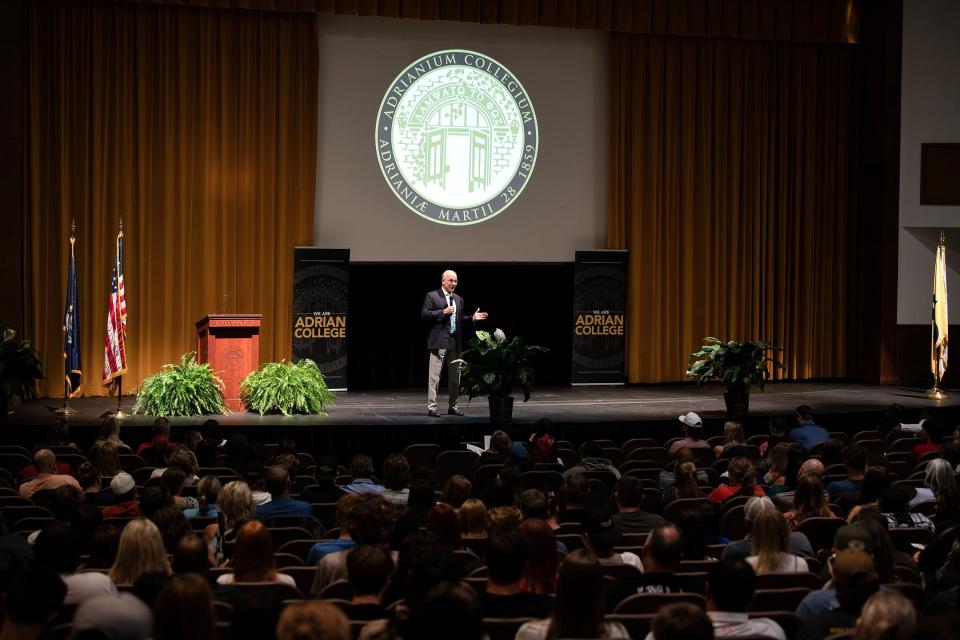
left=421, top=288, right=471, bottom=351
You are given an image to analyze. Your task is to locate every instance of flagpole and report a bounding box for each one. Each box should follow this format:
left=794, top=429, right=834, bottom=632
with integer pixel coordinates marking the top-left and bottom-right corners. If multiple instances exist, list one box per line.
left=56, top=219, right=79, bottom=416
left=929, top=229, right=948, bottom=400
left=113, top=218, right=130, bottom=420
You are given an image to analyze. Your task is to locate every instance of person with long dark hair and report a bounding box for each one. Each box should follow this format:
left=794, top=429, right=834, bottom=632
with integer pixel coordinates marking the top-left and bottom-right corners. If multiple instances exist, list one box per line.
left=515, top=549, right=629, bottom=639
left=707, top=457, right=764, bottom=504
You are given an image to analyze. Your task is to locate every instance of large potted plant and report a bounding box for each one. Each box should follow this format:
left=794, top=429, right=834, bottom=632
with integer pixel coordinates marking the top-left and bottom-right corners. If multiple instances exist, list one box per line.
left=0, top=329, right=43, bottom=421
left=457, top=329, right=548, bottom=423
left=240, top=359, right=335, bottom=416
left=686, top=337, right=785, bottom=416
left=133, top=352, right=228, bottom=416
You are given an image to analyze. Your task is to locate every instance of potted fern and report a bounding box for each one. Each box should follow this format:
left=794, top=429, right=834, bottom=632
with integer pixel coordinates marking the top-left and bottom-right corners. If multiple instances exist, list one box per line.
left=133, top=352, right=228, bottom=416
left=0, top=329, right=43, bottom=421
left=457, top=329, right=548, bottom=423
left=240, top=359, right=334, bottom=416
left=686, top=337, right=785, bottom=416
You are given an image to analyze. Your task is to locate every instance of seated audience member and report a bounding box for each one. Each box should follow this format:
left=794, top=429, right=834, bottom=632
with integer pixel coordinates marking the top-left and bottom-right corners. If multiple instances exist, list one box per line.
left=912, top=417, right=945, bottom=459
left=172, top=533, right=210, bottom=576
left=826, top=445, right=869, bottom=500
left=528, top=423, right=558, bottom=465
left=76, top=462, right=117, bottom=507
left=0, top=568, right=68, bottom=640
left=72, top=592, right=152, bottom=640
left=582, top=510, right=642, bottom=569
left=379, top=453, right=411, bottom=506
left=669, top=412, right=712, bottom=456
left=34, top=524, right=117, bottom=605
left=242, top=460, right=271, bottom=506
left=18, top=446, right=71, bottom=482
left=484, top=466, right=523, bottom=508
left=440, top=475, right=472, bottom=509
left=607, top=524, right=698, bottom=610
left=478, top=430, right=518, bottom=466
left=150, top=445, right=200, bottom=485
left=102, top=472, right=141, bottom=517
left=797, top=548, right=879, bottom=640
left=519, top=518, right=558, bottom=594
left=402, top=581, right=485, bottom=640
left=217, top=520, right=296, bottom=586
left=88, top=416, right=132, bottom=459
left=342, top=454, right=386, bottom=495
left=481, top=526, right=554, bottom=618
left=820, top=438, right=845, bottom=467
left=458, top=498, right=488, bottom=539
left=878, top=484, right=936, bottom=533
left=714, top=421, right=746, bottom=458
left=153, top=573, right=215, bottom=640
left=344, top=544, right=394, bottom=621
left=90, top=442, right=123, bottom=479
left=86, top=524, right=121, bottom=570
left=746, top=510, right=809, bottom=574
left=658, top=447, right=711, bottom=489
left=203, top=480, right=255, bottom=567
left=675, top=500, right=718, bottom=561
left=137, top=418, right=173, bottom=465
left=660, top=460, right=706, bottom=507
left=705, top=558, right=786, bottom=639
left=843, top=467, right=888, bottom=522
left=923, top=458, right=959, bottom=533
left=562, top=441, right=621, bottom=479
left=786, top=474, right=833, bottom=529
left=427, top=503, right=471, bottom=556
left=161, top=467, right=200, bottom=512
left=137, top=484, right=171, bottom=520
left=109, top=518, right=172, bottom=586
left=152, top=503, right=193, bottom=552
left=311, top=494, right=394, bottom=594
left=299, top=456, right=346, bottom=504
left=613, top=476, right=667, bottom=533
left=854, top=590, right=916, bottom=640
left=276, top=602, right=350, bottom=640
left=647, top=602, right=715, bottom=640
left=183, top=474, right=221, bottom=519
left=557, top=472, right=590, bottom=525
left=790, top=404, right=829, bottom=451
left=307, top=494, right=361, bottom=565
left=795, top=524, right=875, bottom=617
left=270, top=453, right=306, bottom=495
left=18, top=449, right=80, bottom=499
left=763, top=443, right=801, bottom=498
left=773, top=458, right=825, bottom=511
left=707, top=457, right=764, bottom=503
left=255, top=466, right=314, bottom=519
left=486, top=505, right=522, bottom=530
left=517, top=549, right=629, bottom=640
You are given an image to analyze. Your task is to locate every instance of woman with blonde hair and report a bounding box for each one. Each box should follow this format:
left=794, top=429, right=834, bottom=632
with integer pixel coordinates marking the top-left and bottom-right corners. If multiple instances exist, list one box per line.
left=90, top=442, right=123, bottom=478
left=203, top=480, right=255, bottom=566
left=746, top=510, right=808, bottom=574
left=458, top=498, right=488, bottom=538
left=714, top=421, right=745, bottom=457
left=216, top=520, right=295, bottom=586
left=88, top=416, right=131, bottom=457
left=855, top=590, right=916, bottom=640
left=108, top=518, right=172, bottom=585
left=276, top=601, right=350, bottom=640
left=786, top=474, right=833, bottom=529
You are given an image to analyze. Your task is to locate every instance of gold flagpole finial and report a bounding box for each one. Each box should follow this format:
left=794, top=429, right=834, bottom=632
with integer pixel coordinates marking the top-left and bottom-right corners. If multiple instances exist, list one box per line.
left=70, top=218, right=76, bottom=236
left=940, top=229, right=946, bottom=245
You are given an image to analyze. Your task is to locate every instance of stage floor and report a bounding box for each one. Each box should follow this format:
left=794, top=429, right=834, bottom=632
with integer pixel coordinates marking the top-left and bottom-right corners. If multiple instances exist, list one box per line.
left=6, top=382, right=957, bottom=463
left=9, top=381, right=958, bottom=428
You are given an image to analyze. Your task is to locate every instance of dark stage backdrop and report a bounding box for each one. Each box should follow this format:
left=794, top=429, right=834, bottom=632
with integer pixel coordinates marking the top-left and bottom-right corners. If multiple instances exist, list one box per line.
left=347, top=263, right=573, bottom=390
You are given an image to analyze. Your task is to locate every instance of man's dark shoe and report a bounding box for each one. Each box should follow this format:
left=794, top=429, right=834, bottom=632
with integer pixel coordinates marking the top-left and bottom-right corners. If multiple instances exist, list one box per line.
left=427, top=409, right=441, bottom=417
left=448, top=407, right=464, bottom=416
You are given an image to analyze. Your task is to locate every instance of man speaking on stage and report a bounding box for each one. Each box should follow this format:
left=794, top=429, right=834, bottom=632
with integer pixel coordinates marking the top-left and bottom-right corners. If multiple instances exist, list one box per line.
left=421, top=270, right=488, bottom=417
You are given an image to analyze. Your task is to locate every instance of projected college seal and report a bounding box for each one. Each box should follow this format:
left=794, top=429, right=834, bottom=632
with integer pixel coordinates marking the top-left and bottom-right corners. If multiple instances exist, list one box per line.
left=376, top=50, right=538, bottom=225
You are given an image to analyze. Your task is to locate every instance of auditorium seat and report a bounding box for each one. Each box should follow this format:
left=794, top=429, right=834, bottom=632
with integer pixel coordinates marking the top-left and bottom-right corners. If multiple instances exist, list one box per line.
left=483, top=617, right=533, bottom=640
left=274, top=552, right=305, bottom=569
left=433, top=450, right=479, bottom=488
left=628, top=447, right=668, bottom=468
left=887, top=527, right=934, bottom=552
left=315, top=578, right=353, bottom=601
left=749, top=611, right=802, bottom=640
left=794, top=517, right=845, bottom=554
left=402, top=443, right=441, bottom=471
left=662, top=498, right=710, bottom=523
left=472, top=464, right=504, bottom=497
left=606, top=614, right=654, bottom=639
left=720, top=505, right=749, bottom=541
left=622, top=438, right=658, bottom=455
left=0, top=453, right=32, bottom=477
left=748, top=587, right=811, bottom=612
left=612, top=592, right=706, bottom=614
left=277, top=539, right=319, bottom=562
left=521, top=470, right=564, bottom=493
left=756, top=571, right=824, bottom=590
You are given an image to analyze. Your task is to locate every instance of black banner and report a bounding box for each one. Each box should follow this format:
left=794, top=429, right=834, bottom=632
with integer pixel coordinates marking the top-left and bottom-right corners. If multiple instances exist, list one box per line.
left=292, top=248, right=349, bottom=391
left=571, top=250, right=627, bottom=385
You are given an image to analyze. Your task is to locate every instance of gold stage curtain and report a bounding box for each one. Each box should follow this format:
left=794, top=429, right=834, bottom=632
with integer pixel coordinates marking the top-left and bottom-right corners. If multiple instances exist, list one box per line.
left=27, top=0, right=318, bottom=397
left=119, top=0, right=860, bottom=44
left=609, top=34, right=853, bottom=383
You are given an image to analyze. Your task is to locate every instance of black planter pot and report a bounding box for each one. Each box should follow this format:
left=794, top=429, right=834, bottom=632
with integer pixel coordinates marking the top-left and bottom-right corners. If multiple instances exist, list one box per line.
left=488, top=396, right=515, bottom=424
left=723, top=387, right=750, bottom=416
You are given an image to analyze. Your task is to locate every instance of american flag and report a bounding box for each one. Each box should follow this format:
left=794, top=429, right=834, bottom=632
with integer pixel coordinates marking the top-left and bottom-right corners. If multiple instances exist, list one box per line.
left=103, top=225, right=127, bottom=386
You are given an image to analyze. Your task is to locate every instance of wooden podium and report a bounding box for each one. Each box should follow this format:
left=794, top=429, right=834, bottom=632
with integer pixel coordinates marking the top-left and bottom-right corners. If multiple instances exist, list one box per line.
left=196, top=314, right=262, bottom=412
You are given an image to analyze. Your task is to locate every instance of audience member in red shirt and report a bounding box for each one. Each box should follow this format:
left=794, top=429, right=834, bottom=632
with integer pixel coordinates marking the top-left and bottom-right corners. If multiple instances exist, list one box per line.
left=912, top=418, right=945, bottom=459
left=708, top=456, right=765, bottom=504
left=136, top=417, right=172, bottom=456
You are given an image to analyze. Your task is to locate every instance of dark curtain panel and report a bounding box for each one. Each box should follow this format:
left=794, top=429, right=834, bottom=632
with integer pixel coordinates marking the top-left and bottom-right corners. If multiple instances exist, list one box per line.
left=27, top=0, right=318, bottom=396
left=608, top=33, right=855, bottom=383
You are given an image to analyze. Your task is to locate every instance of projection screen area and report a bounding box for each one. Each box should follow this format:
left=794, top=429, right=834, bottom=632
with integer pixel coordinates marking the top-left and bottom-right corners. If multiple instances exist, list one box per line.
left=315, top=14, right=608, bottom=262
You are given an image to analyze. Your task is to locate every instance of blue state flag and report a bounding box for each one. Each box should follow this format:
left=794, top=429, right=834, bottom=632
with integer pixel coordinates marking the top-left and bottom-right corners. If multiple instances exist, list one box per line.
left=64, top=231, right=82, bottom=397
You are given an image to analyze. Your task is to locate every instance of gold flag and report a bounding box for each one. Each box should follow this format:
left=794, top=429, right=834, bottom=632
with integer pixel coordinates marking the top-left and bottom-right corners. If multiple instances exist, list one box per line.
left=932, top=235, right=949, bottom=381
